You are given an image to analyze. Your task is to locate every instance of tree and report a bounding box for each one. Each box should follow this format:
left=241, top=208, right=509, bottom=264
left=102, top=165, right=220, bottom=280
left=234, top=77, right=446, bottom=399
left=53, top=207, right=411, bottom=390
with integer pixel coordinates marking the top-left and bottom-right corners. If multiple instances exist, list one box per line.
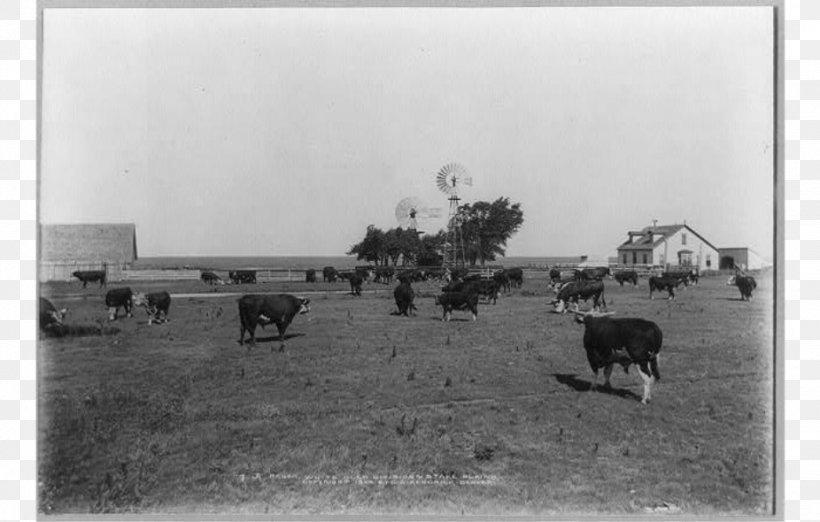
left=458, top=197, right=524, bottom=266
left=347, top=225, right=385, bottom=265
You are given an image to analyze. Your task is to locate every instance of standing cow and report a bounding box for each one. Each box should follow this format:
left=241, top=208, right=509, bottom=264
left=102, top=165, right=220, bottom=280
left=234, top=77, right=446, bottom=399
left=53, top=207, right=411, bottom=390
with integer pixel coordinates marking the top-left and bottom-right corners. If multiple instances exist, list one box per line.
left=393, top=279, right=417, bottom=317
left=552, top=280, right=606, bottom=314
left=305, top=269, right=317, bottom=283
left=201, top=271, right=224, bottom=285
left=349, top=273, right=364, bottom=296
left=322, top=266, right=338, bottom=283
left=648, top=276, right=684, bottom=300
left=434, top=291, right=479, bottom=322
left=72, top=270, right=107, bottom=288
left=728, top=274, right=757, bottom=301
left=614, top=270, right=639, bottom=287
left=574, top=311, right=662, bottom=405
left=105, top=287, right=133, bottom=320
left=237, top=294, right=311, bottom=347
left=132, top=291, right=171, bottom=324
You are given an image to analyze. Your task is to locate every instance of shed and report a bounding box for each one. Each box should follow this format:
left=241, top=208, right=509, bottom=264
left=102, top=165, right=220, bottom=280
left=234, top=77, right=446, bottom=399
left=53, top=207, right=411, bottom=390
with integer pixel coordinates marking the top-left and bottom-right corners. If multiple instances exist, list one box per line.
left=718, top=247, right=770, bottom=271
left=39, top=223, right=138, bottom=282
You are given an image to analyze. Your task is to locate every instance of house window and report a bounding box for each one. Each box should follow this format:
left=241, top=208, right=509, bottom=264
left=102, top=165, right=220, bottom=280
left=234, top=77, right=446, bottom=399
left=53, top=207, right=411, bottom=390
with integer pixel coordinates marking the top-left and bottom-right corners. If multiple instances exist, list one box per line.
left=642, top=253, right=648, bottom=264
left=706, top=254, right=711, bottom=268
left=623, top=254, right=627, bottom=264
left=682, top=233, right=687, bottom=245
left=632, top=252, right=637, bottom=264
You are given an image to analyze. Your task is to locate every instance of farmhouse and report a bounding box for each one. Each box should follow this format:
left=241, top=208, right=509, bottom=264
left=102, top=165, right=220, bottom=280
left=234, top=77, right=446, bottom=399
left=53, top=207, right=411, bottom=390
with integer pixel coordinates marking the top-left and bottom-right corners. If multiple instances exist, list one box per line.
left=616, top=223, right=720, bottom=272
left=40, top=223, right=138, bottom=282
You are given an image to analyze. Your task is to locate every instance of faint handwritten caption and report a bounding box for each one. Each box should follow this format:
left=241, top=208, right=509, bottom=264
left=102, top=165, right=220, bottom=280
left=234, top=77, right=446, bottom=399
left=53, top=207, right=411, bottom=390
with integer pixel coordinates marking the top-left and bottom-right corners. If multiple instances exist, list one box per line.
left=235, top=472, right=500, bottom=486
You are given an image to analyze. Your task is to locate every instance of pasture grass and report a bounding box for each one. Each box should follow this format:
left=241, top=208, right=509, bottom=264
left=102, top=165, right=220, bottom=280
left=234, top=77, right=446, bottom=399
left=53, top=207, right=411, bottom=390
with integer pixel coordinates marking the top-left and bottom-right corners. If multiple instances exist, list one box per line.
left=38, top=272, right=774, bottom=515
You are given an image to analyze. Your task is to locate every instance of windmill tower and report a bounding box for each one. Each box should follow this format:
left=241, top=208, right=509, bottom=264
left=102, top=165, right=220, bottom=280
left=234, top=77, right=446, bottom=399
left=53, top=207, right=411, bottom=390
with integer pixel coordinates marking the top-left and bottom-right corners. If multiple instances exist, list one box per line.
left=436, top=163, right=472, bottom=267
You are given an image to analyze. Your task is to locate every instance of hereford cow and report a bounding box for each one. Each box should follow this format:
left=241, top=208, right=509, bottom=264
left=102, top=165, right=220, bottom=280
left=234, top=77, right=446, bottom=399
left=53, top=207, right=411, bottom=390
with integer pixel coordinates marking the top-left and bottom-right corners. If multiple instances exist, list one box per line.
left=443, top=278, right=500, bottom=305
left=648, top=276, right=684, bottom=300
left=72, top=270, right=107, bottom=288
left=728, top=274, right=757, bottom=301
left=551, top=280, right=606, bottom=313
left=132, top=291, right=171, bottom=324
left=200, top=271, right=224, bottom=285
left=614, top=270, right=639, bottom=287
left=434, top=291, right=479, bottom=321
left=237, top=294, right=311, bottom=347
left=39, top=297, right=67, bottom=336
left=574, top=311, right=663, bottom=405
left=105, top=287, right=133, bottom=320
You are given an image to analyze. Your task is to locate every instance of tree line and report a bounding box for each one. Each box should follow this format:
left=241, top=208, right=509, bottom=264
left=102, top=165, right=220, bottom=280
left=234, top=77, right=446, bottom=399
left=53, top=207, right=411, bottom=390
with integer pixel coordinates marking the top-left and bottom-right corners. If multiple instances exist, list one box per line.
left=347, top=197, right=524, bottom=267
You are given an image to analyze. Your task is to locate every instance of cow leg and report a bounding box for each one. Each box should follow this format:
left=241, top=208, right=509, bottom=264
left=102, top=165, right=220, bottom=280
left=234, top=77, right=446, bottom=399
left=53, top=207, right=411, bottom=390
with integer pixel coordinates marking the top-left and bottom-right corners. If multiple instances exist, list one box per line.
left=603, top=363, right=614, bottom=389
left=637, top=362, right=654, bottom=404
left=108, top=307, right=117, bottom=321
left=590, top=369, right=599, bottom=392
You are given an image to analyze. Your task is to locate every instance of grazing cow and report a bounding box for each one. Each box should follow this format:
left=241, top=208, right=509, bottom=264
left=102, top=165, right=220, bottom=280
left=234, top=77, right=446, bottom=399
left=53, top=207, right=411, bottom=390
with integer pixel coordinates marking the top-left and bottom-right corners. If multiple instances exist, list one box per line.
left=434, top=291, right=479, bottom=321
left=375, top=266, right=395, bottom=285
left=132, top=291, right=171, bottom=324
left=72, top=270, right=107, bottom=288
left=493, top=270, right=511, bottom=293
left=201, top=271, right=224, bottom=285
left=577, top=267, right=612, bottom=281
left=614, top=270, right=639, bottom=287
left=505, top=268, right=524, bottom=288
left=728, top=274, right=757, bottom=301
left=39, top=297, right=67, bottom=335
left=574, top=311, right=663, bottom=405
left=322, top=266, right=338, bottom=283
left=349, top=273, right=364, bottom=296
left=551, top=280, right=606, bottom=313
left=393, top=280, right=417, bottom=316
left=443, top=279, right=500, bottom=305
left=237, top=294, right=311, bottom=347
left=229, top=270, right=257, bottom=284
left=648, top=276, right=684, bottom=300
left=305, top=269, right=317, bottom=283
left=105, top=287, right=133, bottom=320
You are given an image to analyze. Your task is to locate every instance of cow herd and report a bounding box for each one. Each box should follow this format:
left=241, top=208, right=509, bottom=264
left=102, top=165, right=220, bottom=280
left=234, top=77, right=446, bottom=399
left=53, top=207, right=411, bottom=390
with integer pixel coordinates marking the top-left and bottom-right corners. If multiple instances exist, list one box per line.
left=44, top=264, right=761, bottom=405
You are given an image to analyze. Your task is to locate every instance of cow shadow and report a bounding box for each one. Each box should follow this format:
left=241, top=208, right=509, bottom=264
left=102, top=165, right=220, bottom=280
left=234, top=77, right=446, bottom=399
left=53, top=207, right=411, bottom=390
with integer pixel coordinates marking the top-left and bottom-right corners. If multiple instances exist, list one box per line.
left=254, top=332, right=306, bottom=343
left=552, top=373, right=642, bottom=402
left=720, top=297, right=749, bottom=302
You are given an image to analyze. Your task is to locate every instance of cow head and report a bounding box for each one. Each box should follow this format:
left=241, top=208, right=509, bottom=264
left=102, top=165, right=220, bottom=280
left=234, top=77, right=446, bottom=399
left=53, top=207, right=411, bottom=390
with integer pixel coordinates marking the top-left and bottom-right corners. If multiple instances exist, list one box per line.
left=298, top=298, right=311, bottom=314
left=726, top=276, right=737, bottom=286
left=47, top=307, right=68, bottom=326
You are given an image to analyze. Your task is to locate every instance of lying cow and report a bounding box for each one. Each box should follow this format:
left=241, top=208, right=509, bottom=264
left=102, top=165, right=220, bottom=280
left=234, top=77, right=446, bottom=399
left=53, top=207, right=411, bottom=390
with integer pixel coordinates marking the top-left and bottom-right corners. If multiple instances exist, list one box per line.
left=237, top=294, right=311, bottom=347
left=200, top=271, right=224, bottom=285
left=393, top=279, right=417, bottom=317
left=229, top=270, right=257, bottom=285
left=728, top=274, right=757, bottom=301
left=648, top=276, right=684, bottom=300
left=552, top=280, right=606, bottom=313
left=39, top=297, right=67, bottom=336
left=132, top=291, right=171, bottom=324
left=574, top=311, right=662, bottom=405
left=72, top=270, right=106, bottom=288
left=434, top=291, right=479, bottom=321
left=105, top=287, right=133, bottom=320
left=614, top=270, right=639, bottom=287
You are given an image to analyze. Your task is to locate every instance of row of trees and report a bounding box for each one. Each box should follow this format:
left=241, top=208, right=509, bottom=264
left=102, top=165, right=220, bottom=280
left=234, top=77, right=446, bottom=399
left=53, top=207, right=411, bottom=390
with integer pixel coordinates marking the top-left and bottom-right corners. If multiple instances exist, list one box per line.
left=347, top=197, right=524, bottom=267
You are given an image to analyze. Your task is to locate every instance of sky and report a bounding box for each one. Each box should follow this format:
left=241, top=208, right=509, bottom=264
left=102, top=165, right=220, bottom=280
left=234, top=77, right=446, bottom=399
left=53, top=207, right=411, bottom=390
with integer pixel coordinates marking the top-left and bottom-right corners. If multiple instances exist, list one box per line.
left=39, top=6, right=775, bottom=259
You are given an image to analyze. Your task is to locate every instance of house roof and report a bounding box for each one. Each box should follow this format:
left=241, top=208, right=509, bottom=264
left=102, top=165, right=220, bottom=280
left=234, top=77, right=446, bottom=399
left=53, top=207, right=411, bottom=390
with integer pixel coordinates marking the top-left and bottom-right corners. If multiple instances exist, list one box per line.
left=40, top=223, right=138, bottom=262
left=617, top=224, right=719, bottom=253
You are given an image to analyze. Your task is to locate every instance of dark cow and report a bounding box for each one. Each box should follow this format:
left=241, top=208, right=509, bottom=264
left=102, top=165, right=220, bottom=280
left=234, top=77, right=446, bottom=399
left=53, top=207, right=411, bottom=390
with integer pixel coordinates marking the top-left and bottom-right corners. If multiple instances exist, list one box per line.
left=574, top=311, right=662, bottom=405
left=349, top=273, right=364, bottom=296
left=577, top=267, right=612, bottom=281
left=132, top=291, right=171, bottom=324
left=229, top=270, right=257, bottom=284
left=493, top=270, right=511, bottom=293
left=393, top=280, right=417, bottom=317
left=614, top=270, right=639, bottom=287
left=551, top=280, right=606, bottom=313
left=648, top=276, right=685, bottom=300
left=105, top=287, right=133, bottom=320
left=443, top=279, right=500, bottom=305
left=305, top=269, right=317, bottom=283
left=375, top=266, right=395, bottom=284
left=200, top=271, right=224, bottom=285
left=505, top=268, right=524, bottom=288
left=39, top=297, right=67, bottom=335
left=448, top=267, right=470, bottom=282
left=322, top=266, right=338, bottom=283
left=663, top=270, right=698, bottom=287
left=728, top=274, right=757, bottom=301
left=72, top=270, right=106, bottom=288
left=434, top=291, right=479, bottom=322
left=237, top=294, right=311, bottom=347
left=397, top=269, right=426, bottom=283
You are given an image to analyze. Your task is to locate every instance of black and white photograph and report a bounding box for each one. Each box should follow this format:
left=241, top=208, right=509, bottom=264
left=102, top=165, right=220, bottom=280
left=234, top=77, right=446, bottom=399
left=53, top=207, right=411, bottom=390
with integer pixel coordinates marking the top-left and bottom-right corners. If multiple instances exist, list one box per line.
left=37, top=2, right=777, bottom=516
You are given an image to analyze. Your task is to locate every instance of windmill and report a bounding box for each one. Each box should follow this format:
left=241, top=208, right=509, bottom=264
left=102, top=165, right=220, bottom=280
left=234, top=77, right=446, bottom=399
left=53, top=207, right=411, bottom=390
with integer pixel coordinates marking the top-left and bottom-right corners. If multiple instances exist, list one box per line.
left=436, top=162, right=472, bottom=267
left=394, top=197, right=442, bottom=235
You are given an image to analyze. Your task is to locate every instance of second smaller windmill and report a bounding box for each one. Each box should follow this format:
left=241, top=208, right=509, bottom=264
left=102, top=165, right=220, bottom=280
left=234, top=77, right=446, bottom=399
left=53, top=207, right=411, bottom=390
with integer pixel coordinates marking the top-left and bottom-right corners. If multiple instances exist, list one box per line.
left=395, top=197, right=442, bottom=235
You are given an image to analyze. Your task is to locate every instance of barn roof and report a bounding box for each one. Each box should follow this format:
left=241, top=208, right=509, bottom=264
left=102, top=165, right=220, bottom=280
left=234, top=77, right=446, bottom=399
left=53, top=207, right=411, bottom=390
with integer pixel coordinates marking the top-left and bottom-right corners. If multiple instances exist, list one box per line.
left=40, top=223, right=138, bottom=263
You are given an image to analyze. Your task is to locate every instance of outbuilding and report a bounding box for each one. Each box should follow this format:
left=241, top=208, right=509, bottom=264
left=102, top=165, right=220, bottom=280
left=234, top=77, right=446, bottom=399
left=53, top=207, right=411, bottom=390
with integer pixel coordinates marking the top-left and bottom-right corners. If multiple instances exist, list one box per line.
left=40, top=223, right=138, bottom=282
left=717, top=247, right=770, bottom=271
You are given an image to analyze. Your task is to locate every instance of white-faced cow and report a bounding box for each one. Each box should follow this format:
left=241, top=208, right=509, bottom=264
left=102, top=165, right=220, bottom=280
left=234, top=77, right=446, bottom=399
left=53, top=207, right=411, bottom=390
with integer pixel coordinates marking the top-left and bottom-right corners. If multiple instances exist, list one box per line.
left=434, top=291, right=479, bottom=321
left=39, top=297, right=67, bottom=336
left=728, top=274, right=757, bottom=301
left=132, top=291, right=171, bottom=324
left=105, top=287, right=133, bottom=320
left=551, top=280, right=606, bottom=314
left=648, top=276, right=686, bottom=300
left=574, top=311, right=662, bottom=405
left=72, top=270, right=107, bottom=288
left=238, top=294, right=311, bottom=347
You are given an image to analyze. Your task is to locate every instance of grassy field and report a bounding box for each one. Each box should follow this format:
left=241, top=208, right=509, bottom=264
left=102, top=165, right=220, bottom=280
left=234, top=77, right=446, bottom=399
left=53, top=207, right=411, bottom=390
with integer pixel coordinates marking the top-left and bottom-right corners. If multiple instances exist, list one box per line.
left=38, top=271, right=774, bottom=516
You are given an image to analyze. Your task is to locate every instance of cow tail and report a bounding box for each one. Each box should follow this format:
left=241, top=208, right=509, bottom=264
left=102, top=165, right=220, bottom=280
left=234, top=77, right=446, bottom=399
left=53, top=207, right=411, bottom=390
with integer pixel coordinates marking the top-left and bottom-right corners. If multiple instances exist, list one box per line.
left=650, top=324, right=663, bottom=380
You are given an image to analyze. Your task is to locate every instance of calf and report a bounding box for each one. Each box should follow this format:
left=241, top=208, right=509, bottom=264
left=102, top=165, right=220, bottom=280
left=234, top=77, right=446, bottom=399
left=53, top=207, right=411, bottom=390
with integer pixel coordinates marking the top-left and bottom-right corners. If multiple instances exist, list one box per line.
left=72, top=270, right=107, bottom=288
left=574, top=311, right=662, bottom=405
left=434, top=291, right=479, bottom=321
left=132, top=291, right=171, bottom=324
left=200, top=271, right=224, bottom=285
left=614, top=270, right=639, bottom=287
left=728, top=274, right=757, bottom=301
left=648, top=276, right=684, bottom=300
left=105, top=287, right=133, bottom=320
left=393, top=280, right=417, bottom=316
left=551, top=280, right=606, bottom=313
left=238, top=294, right=311, bottom=347
left=39, top=297, right=67, bottom=335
